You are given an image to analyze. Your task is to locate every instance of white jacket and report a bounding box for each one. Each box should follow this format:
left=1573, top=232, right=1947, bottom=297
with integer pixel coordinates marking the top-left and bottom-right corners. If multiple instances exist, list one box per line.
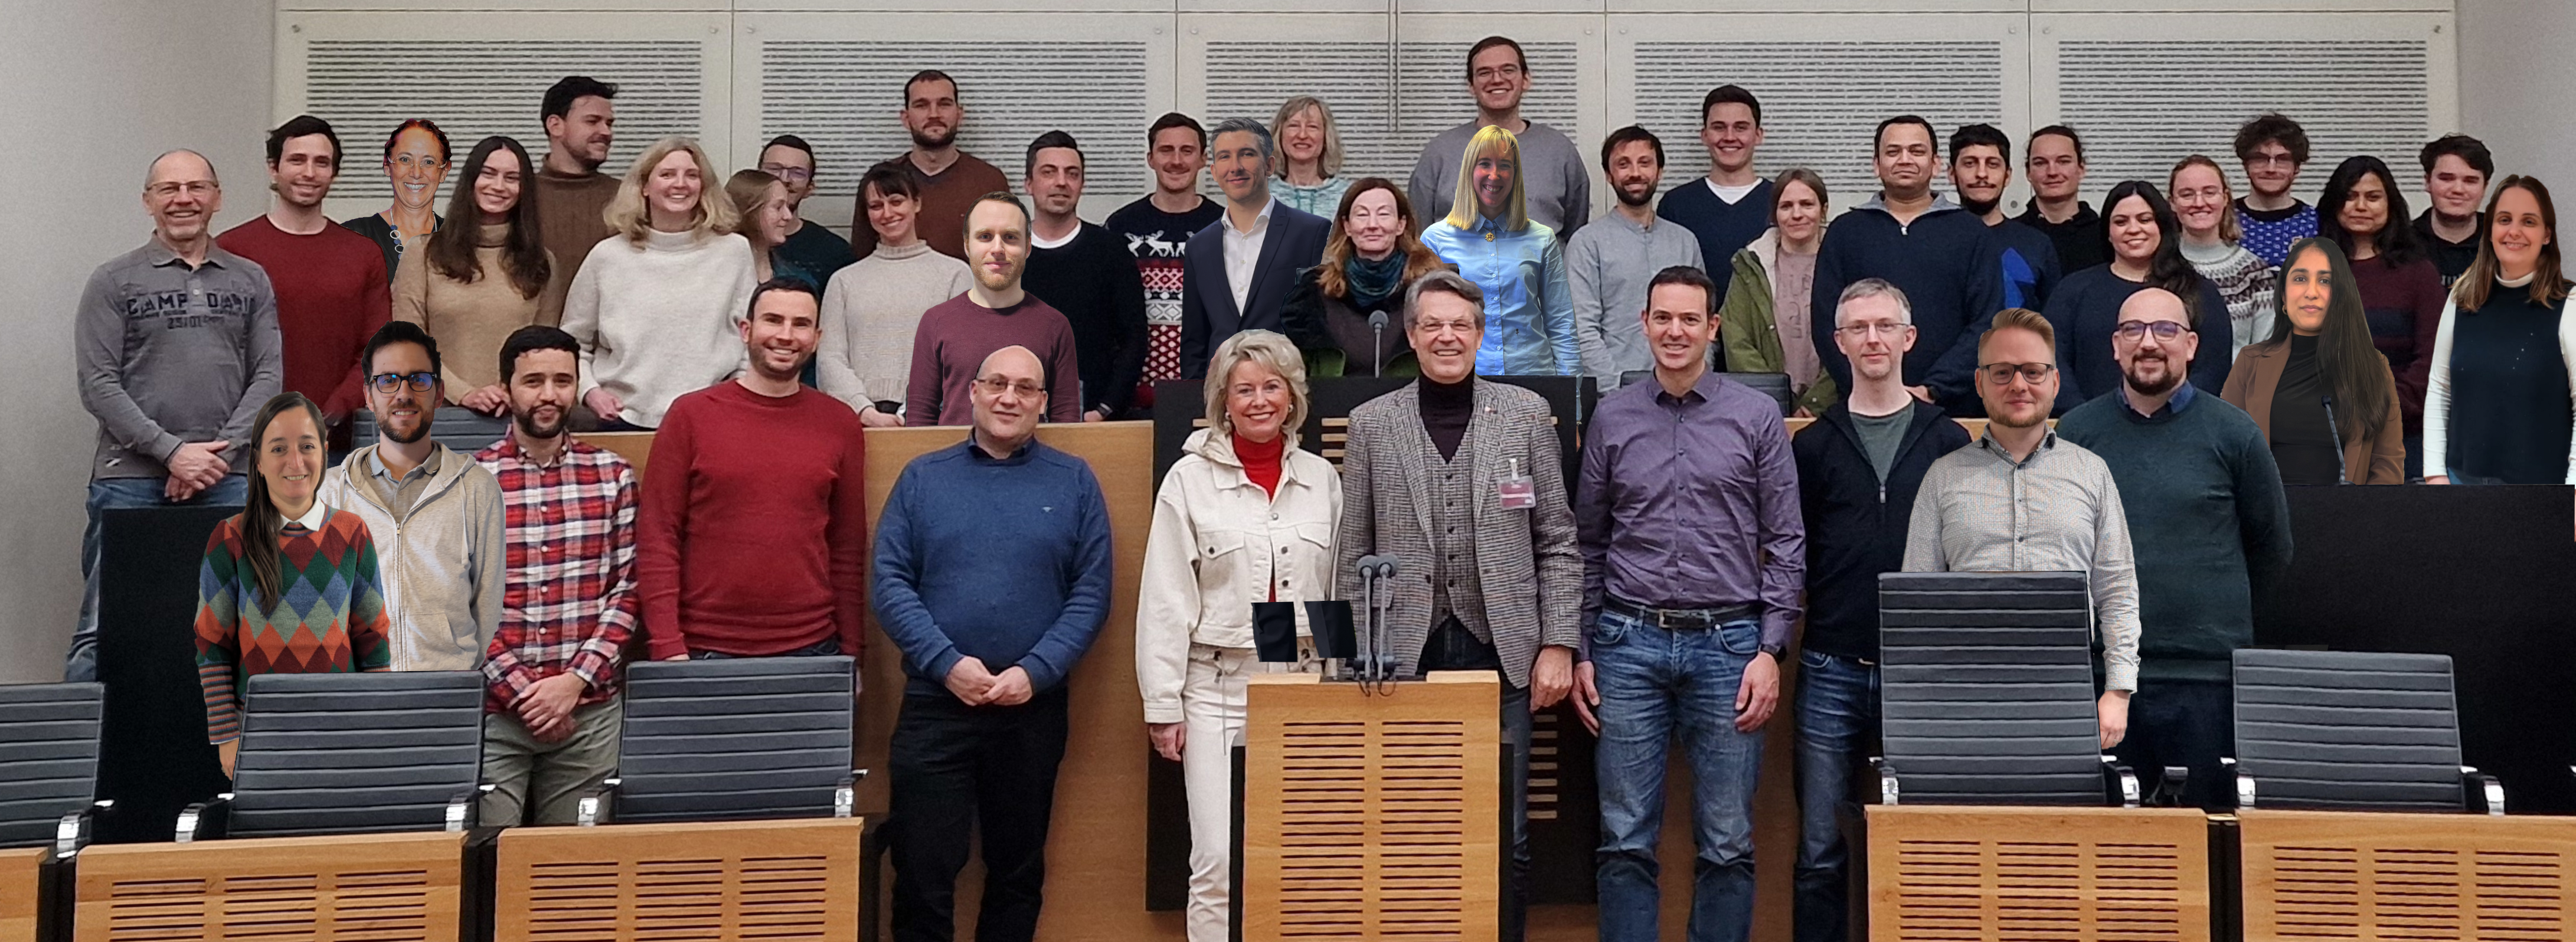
left=1136, top=428, right=1343, bottom=724
left=318, top=442, right=507, bottom=672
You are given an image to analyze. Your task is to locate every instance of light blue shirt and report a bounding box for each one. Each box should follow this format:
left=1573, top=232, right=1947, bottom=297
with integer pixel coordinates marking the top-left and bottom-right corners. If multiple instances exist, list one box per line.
left=1421, top=215, right=1578, bottom=376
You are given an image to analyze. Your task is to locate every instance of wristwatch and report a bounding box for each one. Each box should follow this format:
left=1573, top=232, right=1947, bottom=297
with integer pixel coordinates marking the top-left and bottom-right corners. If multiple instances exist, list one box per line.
left=1759, top=642, right=1786, bottom=660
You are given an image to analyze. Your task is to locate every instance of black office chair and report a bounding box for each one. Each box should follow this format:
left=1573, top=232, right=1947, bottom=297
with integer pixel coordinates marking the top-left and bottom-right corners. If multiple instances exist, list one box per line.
left=1618, top=369, right=1796, bottom=417
left=182, top=670, right=488, bottom=840
left=351, top=406, right=511, bottom=454
left=0, top=682, right=107, bottom=941
left=583, top=655, right=861, bottom=824
left=2229, top=648, right=2495, bottom=813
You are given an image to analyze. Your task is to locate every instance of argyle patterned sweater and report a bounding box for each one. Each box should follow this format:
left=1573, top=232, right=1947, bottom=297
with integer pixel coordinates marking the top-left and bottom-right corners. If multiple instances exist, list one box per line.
left=195, top=507, right=393, bottom=743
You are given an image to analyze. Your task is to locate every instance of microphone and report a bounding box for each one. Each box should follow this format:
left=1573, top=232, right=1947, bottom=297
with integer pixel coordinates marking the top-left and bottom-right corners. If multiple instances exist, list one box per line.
left=2321, top=395, right=2350, bottom=485
left=1352, top=555, right=1402, bottom=684
left=1367, top=311, right=1389, bottom=377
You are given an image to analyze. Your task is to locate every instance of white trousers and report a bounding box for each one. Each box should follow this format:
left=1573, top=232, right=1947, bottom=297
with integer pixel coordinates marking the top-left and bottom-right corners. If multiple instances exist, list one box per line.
left=1181, top=644, right=1255, bottom=942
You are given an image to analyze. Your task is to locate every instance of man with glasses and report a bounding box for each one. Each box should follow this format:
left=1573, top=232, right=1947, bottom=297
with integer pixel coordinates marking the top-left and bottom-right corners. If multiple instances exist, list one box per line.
left=2057, top=287, right=2291, bottom=811
left=1408, top=35, right=1591, bottom=237
left=638, top=279, right=869, bottom=662
left=318, top=320, right=506, bottom=672
left=1905, top=306, right=2140, bottom=753
left=2232, top=113, right=2317, bottom=267
left=1784, top=279, right=1969, bottom=942
left=68, top=149, right=283, bottom=681
left=877, top=342, right=1113, bottom=942
left=758, top=134, right=856, bottom=287
left=906, top=193, right=1082, bottom=426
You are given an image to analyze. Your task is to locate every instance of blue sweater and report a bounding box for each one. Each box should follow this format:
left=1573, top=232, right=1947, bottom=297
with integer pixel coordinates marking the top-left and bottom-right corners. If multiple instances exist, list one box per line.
left=1993, top=218, right=2063, bottom=312
left=1810, top=196, right=2004, bottom=414
left=1659, top=178, right=1774, bottom=303
left=872, top=438, right=1114, bottom=695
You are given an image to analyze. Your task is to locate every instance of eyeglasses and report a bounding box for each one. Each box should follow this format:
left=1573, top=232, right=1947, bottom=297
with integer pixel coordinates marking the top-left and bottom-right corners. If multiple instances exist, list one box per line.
left=975, top=377, right=1045, bottom=399
left=368, top=371, right=438, bottom=394
left=1980, top=362, right=2057, bottom=385
left=2113, top=320, right=2192, bottom=342
left=146, top=181, right=217, bottom=198
left=390, top=154, right=446, bottom=170
left=1836, top=322, right=1913, bottom=338
left=760, top=165, right=814, bottom=183
left=2245, top=153, right=2300, bottom=168
left=1413, top=318, right=1480, bottom=336
left=1472, top=64, right=1525, bottom=82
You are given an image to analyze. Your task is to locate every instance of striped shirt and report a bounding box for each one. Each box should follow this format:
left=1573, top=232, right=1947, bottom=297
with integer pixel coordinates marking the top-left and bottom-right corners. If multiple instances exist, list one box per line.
left=1902, top=430, right=2143, bottom=691
left=473, top=434, right=638, bottom=712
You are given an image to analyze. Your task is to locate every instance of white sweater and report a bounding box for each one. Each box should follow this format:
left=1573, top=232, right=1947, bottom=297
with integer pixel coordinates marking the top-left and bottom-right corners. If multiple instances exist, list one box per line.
left=817, top=240, right=973, bottom=412
left=562, top=229, right=757, bottom=427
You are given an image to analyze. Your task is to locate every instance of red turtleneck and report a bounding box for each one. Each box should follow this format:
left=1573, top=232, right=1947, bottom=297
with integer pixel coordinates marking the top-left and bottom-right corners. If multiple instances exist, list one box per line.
left=1234, top=431, right=1285, bottom=498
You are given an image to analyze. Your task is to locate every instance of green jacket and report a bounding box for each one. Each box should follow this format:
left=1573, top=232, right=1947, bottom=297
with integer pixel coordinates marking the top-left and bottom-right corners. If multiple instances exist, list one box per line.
left=1719, top=228, right=1839, bottom=415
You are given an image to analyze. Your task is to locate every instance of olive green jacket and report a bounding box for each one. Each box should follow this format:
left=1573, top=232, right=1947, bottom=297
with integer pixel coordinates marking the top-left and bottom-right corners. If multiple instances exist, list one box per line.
left=1719, top=228, right=1839, bottom=415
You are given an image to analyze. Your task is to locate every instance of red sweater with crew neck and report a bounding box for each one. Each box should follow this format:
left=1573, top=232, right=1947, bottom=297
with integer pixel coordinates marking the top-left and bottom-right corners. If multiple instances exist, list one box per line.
left=217, top=215, right=390, bottom=418
left=638, top=380, right=868, bottom=659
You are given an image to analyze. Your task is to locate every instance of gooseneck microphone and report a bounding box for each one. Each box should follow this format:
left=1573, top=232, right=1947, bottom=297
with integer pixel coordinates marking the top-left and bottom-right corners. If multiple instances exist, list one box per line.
left=1352, top=554, right=1400, bottom=688
left=2322, top=395, right=2351, bottom=485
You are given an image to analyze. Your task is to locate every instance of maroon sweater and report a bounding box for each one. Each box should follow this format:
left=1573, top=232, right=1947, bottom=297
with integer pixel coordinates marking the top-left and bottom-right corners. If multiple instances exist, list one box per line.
left=2351, top=255, right=2447, bottom=430
left=903, top=293, right=1084, bottom=426
left=217, top=215, right=390, bottom=419
left=638, top=380, right=868, bottom=659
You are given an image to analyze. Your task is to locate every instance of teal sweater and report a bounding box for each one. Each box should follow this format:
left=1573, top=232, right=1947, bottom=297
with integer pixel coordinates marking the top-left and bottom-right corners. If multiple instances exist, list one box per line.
left=2058, top=387, right=2294, bottom=682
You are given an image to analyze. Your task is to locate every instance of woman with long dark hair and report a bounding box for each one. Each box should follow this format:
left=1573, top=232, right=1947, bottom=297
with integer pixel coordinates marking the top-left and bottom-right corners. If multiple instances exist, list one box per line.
left=2317, top=155, right=2447, bottom=478
left=2221, top=238, right=2404, bottom=483
left=194, top=393, right=392, bottom=777
left=2425, top=175, right=2576, bottom=485
left=2044, top=179, right=2235, bottom=405
left=1277, top=177, right=1449, bottom=376
left=395, top=135, right=564, bottom=416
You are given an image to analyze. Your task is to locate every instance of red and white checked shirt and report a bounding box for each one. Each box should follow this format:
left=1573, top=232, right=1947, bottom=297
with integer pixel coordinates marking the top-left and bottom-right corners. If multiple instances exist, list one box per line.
left=473, top=434, right=639, bottom=712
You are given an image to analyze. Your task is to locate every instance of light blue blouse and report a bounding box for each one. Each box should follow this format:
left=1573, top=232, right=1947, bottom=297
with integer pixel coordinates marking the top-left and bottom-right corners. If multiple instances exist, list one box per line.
left=1420, top=215, right=1577, bottom=376
left=1276, top=176, right=1353, bottom=218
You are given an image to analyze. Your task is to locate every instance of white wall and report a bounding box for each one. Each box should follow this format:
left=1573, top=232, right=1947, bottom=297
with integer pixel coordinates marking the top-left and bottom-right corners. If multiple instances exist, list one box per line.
left=0, top=0, right=275, bottom=682
left=2457, top=0, right=2576, bottom=186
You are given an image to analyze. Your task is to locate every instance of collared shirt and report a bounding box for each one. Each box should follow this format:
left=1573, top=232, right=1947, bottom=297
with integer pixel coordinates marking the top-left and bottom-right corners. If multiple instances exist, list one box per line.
left=286, top=499, right=329, bottom=532
left=364, top=444, right=443, bottom=523
left=1567, top=210, right=1707, bottom=385
left=77, top=237, right=282, bottom=479
left=1577, top=372, right=1805, bottom=652
left=1222, top=196, right=1277, bottom=314
left=1420, top=215, right=1579, bottom=376
left=472, top=434, right=638, bottom=711
left=1903, top=431, right=2143, bottom=690
left=2120, top=377, right=2198, bottom=418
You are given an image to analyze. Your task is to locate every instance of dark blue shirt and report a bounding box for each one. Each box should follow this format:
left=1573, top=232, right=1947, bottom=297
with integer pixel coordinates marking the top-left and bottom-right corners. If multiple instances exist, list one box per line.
left=1659, top=178, right=1774, bottom=303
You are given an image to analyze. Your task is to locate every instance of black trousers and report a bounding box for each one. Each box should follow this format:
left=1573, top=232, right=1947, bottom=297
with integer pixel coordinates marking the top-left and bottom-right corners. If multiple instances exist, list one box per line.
left=889, top=684, right=1073, bottom=942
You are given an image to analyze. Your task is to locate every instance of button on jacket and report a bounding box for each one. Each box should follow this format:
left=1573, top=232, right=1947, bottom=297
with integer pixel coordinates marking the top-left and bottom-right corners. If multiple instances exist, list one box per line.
left=1421, top=216, right=1578, bottom=377
left=1137, top=428, right=1342, bottom=725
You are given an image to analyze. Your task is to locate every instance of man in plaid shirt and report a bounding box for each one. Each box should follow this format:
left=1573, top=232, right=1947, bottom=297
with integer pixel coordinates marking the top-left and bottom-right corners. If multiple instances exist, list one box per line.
left=473, top=326, right=639, bottom=826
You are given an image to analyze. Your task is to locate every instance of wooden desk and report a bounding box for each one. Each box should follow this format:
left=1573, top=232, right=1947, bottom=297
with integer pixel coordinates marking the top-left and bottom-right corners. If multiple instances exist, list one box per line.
left=1, top=846, right=43, bottom=942
left=73, top=831, right=467, bottom=941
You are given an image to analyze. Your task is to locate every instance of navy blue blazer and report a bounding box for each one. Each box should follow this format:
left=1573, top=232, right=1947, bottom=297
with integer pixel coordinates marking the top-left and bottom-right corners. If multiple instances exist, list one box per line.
left=1178, top=201, right=1331, bottom=379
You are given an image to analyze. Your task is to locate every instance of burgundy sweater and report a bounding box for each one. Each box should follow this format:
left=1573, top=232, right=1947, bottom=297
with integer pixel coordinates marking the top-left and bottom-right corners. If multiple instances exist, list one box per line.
left=903, top=293, right=1084, bottom=426
left=2351, top=255, right=2447, bottom=430
left=638, top=380, right=868, bottom=659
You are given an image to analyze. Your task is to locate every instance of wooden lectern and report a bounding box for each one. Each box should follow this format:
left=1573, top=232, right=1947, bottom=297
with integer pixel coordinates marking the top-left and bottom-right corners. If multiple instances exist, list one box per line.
left=1240, top=670, right=1502, bottom=941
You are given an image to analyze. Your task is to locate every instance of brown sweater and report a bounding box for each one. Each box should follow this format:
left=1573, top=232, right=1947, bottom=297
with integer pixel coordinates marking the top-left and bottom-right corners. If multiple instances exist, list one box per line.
left=532, top=166, right=620, bottom=289
left=394, top=224, right=568, bottom=394
left=846, top=152, right=1009, bottom=262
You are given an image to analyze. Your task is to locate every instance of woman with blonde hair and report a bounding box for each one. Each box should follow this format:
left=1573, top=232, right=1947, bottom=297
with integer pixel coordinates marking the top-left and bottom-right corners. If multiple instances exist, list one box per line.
left=1270, top=96, right=1351, bottom=216
left=2169, top=155, right=2279, bottom=358
left=1277, top=177, right=1450, bottom=376
left=724, top=168, right=819, bottom=289
left=560, top=136, right=756, bottom=429
left=1137, top=328, right=1340, bottom=942
left=1418, top=125, right=1576, bottom=375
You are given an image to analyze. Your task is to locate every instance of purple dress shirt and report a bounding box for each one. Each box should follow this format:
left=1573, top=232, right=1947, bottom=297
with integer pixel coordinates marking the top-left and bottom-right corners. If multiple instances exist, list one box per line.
left=1576, top=370, right=1806, bottom=653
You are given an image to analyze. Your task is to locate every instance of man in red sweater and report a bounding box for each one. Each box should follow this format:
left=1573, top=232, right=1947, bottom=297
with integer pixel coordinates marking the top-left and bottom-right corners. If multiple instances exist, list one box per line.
left=638, top=278, right=868, bottom=661
left=217, top=115, right=390, bottom=440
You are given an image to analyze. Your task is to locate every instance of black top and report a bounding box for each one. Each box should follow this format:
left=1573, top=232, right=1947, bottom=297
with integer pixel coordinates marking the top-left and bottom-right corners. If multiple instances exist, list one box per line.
left=2269, top=333, right=2343, bottom=485
left=1417, top=374, right=1473, bottom=460
left=339, top=212, right=440, bottom=283
left=1790, top=400, right=1972, bottom=660
left=2446, top=282, right=2574, bottom=483
left=1279, top=265, right=1417, bottom=377
left=1022, top=223, right=1150, bottom=415
left=2016, top=201, right=2108, bottom=274
left=2413, top=211, right=2483, bottom=287
left=776, top=221, right=856, bottom=286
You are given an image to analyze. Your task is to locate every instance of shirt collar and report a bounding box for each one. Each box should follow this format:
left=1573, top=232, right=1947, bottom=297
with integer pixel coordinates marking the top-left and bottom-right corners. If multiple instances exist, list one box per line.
left=287, top=502, right=329, bottom=532
left=1649, top=369, right=1722, bottom=406
left=367, top=443, right=443, bottom=483
left=491, top=434, right=576, bottom=470
left=143, top=237, right=231, bottom=271
left=1607, top=211, right=1658, bottom=236
left=1224, top=197, right=1276, bottom=237
left=1472, top=214, right=1510, bottom=235
left=1976, top=429, right=2060, bottom=467
left=2120, top=380, right=2198, bottom=417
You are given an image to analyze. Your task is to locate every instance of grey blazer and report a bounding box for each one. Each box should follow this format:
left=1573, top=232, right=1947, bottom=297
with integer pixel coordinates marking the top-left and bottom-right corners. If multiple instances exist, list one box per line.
left=1332, top=379, right=1582, bottom=688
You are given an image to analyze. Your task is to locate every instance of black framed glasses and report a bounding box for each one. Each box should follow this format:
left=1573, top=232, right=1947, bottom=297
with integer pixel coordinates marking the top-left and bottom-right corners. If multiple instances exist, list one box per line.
left=368, top=371, right=437, bottom=394
left=2113, top=320, right=2191, bottom=342
left=1980, top=362, right=2057, bottom=385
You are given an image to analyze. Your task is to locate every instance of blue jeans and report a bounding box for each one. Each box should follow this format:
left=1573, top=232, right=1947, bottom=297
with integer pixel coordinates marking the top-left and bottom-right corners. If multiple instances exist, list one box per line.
left=1591, top=610, right=1764, bottom=942
left=1791, top=650, right=1880, bottom=942
left=70, top=475, right=249, bottom=682
left=688, top=637, right=842, bottom=659
left=2113, top=678, right=2234, bottom=812
left=2445, top=467, right=2512, bottom=485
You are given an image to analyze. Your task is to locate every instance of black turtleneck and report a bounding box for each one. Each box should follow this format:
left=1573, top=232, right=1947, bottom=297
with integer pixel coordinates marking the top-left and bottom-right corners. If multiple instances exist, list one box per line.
left=2269, top=332, right=2343, bottom=485
left=1417, top=374, right=1473, bottom=460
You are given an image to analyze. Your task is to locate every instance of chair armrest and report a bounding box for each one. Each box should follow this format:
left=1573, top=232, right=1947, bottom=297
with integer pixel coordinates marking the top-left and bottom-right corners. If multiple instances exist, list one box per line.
left=447, top=784, right=498, bottom=832
left=2222, top=757, right=2255, bottom=810
left=2464, top=766, right=2505, bottom=816
left=577, top=777, right=622, bottom=827
left=54, top=800, right=112, bottom=856
left=1868, top=757, right=1900, bottom=806
left=2152, top=766, right=2190, bottom=809
left=177, top=794, right=234, bottom=843
left=2103, top=757, right=2141, bottom=808
left=836, top=769, right=869, bottom=819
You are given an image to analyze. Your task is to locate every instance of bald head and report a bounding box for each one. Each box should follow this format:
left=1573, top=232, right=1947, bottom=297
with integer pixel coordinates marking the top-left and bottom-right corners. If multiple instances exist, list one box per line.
left=978, top=344, right=1042, bottom=381
left=143, top=149, right=223, bottom=246
left=2113, top=286, right=2196, bottom=400
left=147, top=149, right=218, bottom=189
left=2119, top=286, right=2186, bottom=323
left=970, top=344, right=1047, bottom=453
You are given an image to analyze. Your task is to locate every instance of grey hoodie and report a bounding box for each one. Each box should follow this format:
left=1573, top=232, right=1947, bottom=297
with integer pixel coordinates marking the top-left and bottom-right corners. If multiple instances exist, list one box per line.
left=317, top=441, right=506, bottom=672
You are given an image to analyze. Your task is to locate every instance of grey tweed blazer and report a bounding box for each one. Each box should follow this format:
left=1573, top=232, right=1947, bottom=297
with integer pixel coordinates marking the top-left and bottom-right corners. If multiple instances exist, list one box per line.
left=1332, top=379, right=1582, bottom=688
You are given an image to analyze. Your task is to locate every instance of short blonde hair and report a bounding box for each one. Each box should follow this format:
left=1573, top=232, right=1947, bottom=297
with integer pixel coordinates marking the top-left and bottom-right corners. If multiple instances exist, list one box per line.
left=604, top=136, right=738, bottom=245
left=1202, top=329, right=1310, bottom=439
left=1446, top=125, right=1529, bottom=232
left=1270, top=96, right=1344, bottom=178
left=1979, top=307, right=2056, bottom=359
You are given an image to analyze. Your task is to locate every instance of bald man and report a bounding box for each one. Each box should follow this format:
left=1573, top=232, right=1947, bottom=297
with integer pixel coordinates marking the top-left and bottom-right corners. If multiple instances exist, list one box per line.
left=70, top=149, right=283, bottom=681
left=874, top=339, right=1113, bottom=941
left=2058, top=285, right=2290, bottom=811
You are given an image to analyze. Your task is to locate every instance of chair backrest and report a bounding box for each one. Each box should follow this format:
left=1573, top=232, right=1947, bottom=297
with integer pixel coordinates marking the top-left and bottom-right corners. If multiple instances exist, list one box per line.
left=1617, top=370, right=1796, bottom=417
left=231, top=671, right=485, bottom=838
left=616, top=656, right=855, bottom=823
left=351, top=407, right=509, bottom=454
left=1878, top=571, right=2104, bottom=804
left=2232, top=648, right=2464, bottom=811
left=0, top=682, right=104, bottom=848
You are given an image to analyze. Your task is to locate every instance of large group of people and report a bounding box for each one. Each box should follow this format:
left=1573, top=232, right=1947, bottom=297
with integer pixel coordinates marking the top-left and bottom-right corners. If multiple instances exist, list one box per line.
left=67, top=32, right=2576, bottom=942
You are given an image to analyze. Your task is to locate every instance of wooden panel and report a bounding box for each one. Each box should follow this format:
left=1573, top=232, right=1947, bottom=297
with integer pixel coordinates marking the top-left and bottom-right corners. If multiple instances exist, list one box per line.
left=583, top=430, right=656, bottom=482
left=495, top=818, right=864, bottom=941
left=74, top=831, right=466, bottom=942
left=1865, top=805, right=2211, bottom=942
left=1241, top=671, right=1502, bottom=941
left=2239, top=809, right=2576, bottom=941
left=2, top=846, right=43, bottom=942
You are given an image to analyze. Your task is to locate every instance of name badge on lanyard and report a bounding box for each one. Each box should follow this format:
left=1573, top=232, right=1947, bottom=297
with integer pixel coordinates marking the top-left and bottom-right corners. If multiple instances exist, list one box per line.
left=1496, top=457, right=1536, bottom=511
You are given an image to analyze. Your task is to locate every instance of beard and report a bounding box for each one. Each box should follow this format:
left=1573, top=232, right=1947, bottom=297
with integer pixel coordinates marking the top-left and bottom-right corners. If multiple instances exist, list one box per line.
left=910, top=125, right=955, bottom=149
left=2123, top=355, right=2184, bottom=397
left=380, top=404, right=433, bottom=444
left=512, top=404, right=565, bottom=441
left=1959, top=193, right=2000, bottom=217
left=1615, top=182, right=1657, bottom=208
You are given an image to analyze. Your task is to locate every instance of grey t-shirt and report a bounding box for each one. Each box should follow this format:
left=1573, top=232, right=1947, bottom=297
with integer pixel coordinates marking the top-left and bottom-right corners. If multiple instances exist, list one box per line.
left=1851, top=400, right=1914, bottom=483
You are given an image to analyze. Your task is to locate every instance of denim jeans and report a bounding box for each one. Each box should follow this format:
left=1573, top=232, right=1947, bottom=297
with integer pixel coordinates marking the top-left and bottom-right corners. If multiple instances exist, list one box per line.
left=1591, top=610, right=1764, bottom=942
left=2113, top=678, right=2235, bottom=812
left=687, top=637, right=841, bottom=659
left=1791, top=650, right=1881, bottom=942
left=1418, top=620, right=1533, bottom=942
left=2446, top=467, right=2512, bottom=486
left=70, top=475, right=249, bottom=682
